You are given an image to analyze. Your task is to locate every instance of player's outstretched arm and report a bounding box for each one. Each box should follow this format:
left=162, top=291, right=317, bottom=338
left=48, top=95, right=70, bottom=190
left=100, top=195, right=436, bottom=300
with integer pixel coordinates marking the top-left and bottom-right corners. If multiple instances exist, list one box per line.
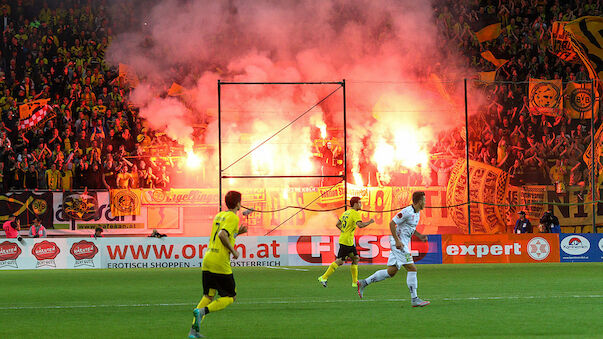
left=357, top=219, right=375, bottom=228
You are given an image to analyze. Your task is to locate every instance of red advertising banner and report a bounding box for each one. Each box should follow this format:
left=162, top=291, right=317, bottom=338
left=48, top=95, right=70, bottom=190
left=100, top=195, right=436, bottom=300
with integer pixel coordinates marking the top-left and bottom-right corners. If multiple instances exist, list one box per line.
left=288, top=235, right=442, bottom=266
left=0, top=241, right=22, bottom=268
left=442, top=234, right=560, bottom=264
left=70, top=240, right=100, bottom=268
left=31, top=240, right=61, bottom=268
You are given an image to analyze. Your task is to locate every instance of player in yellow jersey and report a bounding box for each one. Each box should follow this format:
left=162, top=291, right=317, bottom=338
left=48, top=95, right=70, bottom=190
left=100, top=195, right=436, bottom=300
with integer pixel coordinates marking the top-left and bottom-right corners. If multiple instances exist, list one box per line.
left=318, top=196, right=374, bottom=288
left=189, top=191, right=248, bottom=338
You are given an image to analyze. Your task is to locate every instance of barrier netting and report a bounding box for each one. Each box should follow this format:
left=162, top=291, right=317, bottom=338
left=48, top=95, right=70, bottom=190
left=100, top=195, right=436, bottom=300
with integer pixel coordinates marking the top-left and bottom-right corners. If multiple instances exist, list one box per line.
left=244, top=200, right=603, bottom=214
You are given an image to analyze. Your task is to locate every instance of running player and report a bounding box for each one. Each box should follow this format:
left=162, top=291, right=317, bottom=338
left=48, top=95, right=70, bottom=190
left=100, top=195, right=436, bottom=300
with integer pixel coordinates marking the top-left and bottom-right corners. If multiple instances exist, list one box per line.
left=318, top=196, right=374, bottom=288
left=357, top=191, right=430, bottom=307
left=189, top=191, right=248, bottom=338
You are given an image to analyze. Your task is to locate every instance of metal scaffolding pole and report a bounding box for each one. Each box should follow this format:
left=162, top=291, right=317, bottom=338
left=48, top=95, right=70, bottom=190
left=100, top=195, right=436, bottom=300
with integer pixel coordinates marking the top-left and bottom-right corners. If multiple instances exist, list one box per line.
left=343, top=79, right=348, bottom=211
left=591, top=79, right=596, bottom=233
left=217, top=80, right=347, bottom=216
left=218, top=80, right=222, bottom=211
left=464, top=79, right=471, bottom=234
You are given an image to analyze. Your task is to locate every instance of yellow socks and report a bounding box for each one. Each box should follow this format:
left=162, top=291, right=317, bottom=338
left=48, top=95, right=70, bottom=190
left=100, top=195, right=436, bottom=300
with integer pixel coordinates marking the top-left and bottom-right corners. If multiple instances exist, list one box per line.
left=321, top=262, right=339, bottom=280
left=196, top=296, right=212, bottom=309
left=207, top=297, right=234, bottom=313
left=351, top=264, right=358, bottom=284
left=319, top=262, right=359, bottom=286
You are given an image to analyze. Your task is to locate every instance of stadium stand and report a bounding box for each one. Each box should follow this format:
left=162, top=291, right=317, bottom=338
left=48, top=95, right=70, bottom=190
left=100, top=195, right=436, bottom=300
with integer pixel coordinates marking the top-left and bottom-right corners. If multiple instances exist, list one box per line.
left=0, top=0, right=600, bottom=194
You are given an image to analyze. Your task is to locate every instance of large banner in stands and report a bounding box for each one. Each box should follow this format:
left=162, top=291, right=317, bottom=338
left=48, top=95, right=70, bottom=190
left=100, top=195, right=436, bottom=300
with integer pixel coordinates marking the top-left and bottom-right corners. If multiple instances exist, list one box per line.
left=0, top=191, right=53, bottom=229
left=559, top=233, right=603, bottom=262
left=447, top=160, right=510, bottom=234
left=110, top=189, right=142, bottom=217
left=287, top=235, right=442, bottom=266
left=7, top=186, right=603, bottom=237
left=102, top=186, right=455, bottom=236
left=62, top=192, right=99, bottom=221
left=140, top=189, right=218, bottom=206
left=53, top=192, right=146, bottom=231
left=212, top=184, right=457, bottom=236
left=507, top=186, right=603, bottom=230
left=442, top=234, right=560, bottom=264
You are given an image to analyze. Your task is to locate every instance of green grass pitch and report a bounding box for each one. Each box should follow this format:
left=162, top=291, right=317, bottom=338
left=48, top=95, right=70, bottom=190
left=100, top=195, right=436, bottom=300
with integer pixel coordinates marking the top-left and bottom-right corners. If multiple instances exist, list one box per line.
left=1, top=263, right=602, bottom=338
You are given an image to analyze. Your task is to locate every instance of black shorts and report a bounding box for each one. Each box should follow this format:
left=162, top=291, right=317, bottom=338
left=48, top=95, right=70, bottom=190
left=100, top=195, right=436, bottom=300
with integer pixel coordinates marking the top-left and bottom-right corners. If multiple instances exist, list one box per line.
left=336, top=244, right=358, bottom=259
left=202, top=270, right=236, bottom=297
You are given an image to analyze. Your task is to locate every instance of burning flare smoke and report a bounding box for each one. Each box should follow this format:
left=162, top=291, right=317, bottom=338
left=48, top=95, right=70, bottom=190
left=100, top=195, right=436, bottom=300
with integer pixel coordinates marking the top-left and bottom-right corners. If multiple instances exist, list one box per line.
left=107, top=0, right=477, bottom=186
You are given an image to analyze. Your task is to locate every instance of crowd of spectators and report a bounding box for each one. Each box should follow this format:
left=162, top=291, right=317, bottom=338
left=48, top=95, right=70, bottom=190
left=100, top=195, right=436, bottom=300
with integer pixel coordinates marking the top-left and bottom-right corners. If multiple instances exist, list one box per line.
left=0, top=0, right=601, bottom=193
left=0, top=0, right=185, bottom=192
left=429, top=0, right=601, bottom=188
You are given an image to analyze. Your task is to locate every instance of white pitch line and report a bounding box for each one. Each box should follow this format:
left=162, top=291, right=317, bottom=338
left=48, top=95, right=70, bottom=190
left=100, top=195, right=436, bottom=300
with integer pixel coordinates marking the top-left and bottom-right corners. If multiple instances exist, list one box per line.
left=264, top=266, right=309, bottom=271
left=0, top=303, right=190, bottom=310
left=1, top=295, right=601, bottom=311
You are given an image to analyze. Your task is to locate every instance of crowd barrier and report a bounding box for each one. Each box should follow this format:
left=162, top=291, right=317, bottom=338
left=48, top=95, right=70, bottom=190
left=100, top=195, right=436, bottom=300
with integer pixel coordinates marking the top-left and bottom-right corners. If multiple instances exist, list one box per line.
left=2, top=186, right=603, bottom=238
left=1, top=234, right=601, bottom=270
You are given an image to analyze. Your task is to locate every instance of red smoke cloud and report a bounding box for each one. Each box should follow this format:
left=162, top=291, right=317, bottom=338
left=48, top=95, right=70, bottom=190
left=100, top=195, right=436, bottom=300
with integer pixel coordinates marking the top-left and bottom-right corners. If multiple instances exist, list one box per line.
left=107, top=0, right=478, bottom=185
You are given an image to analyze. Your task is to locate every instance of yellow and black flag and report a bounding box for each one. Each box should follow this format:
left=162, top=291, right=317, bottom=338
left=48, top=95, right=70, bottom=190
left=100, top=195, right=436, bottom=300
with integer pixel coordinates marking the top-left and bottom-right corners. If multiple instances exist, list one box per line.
left=18, top=103, right=55, bottom=130
left=471, top=14, right=502, bottom=43
left=167, top=82, right=186, bottom=97
left=564, top=81, right=598, bottom=119
left=583, top=123, right=603, bottom=200
left=110, top=189, right=141, bottom=217
left=550, top=21, right=581, bottom=64
left=564, top=16, right=603, bottom=81
left=62, top=191, right=99, bottom=221
left=480, top=51, right=508, bottom=68
left=529, top=78, right=563, bottom=116
left=475, top=23, right=501, bottom=43
left=471, top=13, right=509, bottom=74
left=18, top=98, right=49, bottom=120
left=478, top=70, right=497, bottom=84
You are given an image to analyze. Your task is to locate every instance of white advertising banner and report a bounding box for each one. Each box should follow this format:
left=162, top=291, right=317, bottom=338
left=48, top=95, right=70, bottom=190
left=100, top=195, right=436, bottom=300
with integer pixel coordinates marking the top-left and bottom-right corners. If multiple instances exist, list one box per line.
left=0, top=236, right=288, bottom=270
left=101, top=236, right=288, bottom=268
left=0, top=238, right=102, bottom=270
left=0, top=239, right=66, bottom=270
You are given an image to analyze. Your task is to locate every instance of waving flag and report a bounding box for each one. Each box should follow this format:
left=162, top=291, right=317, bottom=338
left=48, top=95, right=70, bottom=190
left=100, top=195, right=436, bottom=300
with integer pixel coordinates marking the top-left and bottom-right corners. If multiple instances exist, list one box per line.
left=168, top=82, right=186, bottom=96
left=475, top=23, right=501, bottom=43
left=19, top=98, right=49, bottom=120
left=529, top=78, right=563, bottom=116
left=480, top=51, right=508, bottom=68
left=564, top=81, right=598, bottom=119
left=564, top=16, right=603, bottom=81
left=18, top=104, right=55, bottom=130
left=470, top=14, right=501, bottom=43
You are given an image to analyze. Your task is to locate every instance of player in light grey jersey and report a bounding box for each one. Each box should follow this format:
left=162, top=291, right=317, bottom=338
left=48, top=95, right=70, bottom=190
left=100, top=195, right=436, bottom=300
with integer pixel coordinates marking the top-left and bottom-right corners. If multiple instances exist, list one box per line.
left=357, top=191, right=430, bottom=307
left=391, top=204, right=421, bottom=247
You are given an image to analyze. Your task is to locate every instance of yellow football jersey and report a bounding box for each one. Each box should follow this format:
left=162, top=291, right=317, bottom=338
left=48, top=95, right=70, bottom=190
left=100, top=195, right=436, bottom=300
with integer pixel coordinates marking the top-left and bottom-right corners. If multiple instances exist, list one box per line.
left=338, top=209, right=362, bottom=246
left=202, top=211, right=240, bottom=274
